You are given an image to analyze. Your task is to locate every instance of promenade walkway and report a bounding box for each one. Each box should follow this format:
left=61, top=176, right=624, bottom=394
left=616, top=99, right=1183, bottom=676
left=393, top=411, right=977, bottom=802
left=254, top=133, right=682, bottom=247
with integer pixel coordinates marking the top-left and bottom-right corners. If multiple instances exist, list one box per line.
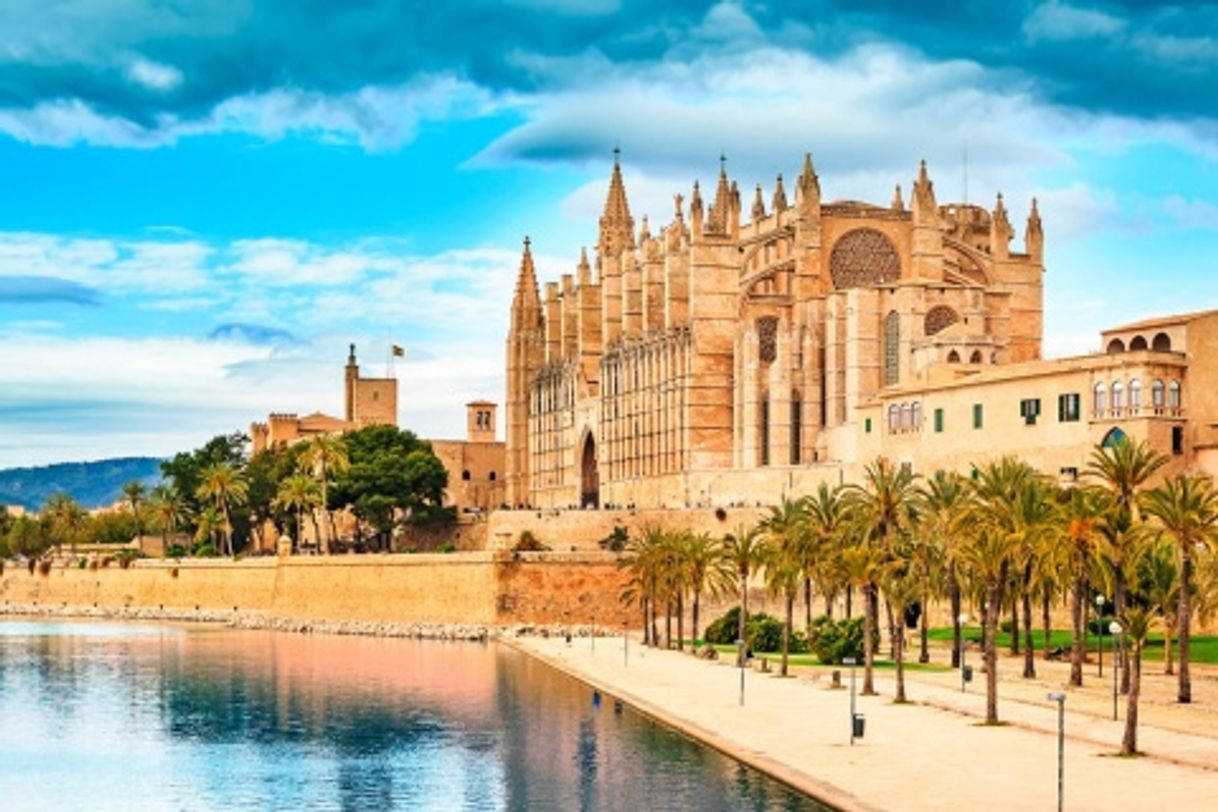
left=513, top=636, right=1218, bottom=812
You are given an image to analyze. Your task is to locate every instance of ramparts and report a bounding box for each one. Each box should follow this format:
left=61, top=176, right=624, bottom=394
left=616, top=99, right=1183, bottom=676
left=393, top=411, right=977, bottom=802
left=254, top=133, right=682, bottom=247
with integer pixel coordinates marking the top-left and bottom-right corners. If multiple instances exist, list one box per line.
left=0, top=552, right=632, bottom=628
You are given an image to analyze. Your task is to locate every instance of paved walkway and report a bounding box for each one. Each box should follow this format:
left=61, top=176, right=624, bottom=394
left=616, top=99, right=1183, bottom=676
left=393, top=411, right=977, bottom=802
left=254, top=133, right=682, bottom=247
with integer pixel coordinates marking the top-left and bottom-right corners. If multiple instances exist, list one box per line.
left=511, top=636, right=1218, bottom=812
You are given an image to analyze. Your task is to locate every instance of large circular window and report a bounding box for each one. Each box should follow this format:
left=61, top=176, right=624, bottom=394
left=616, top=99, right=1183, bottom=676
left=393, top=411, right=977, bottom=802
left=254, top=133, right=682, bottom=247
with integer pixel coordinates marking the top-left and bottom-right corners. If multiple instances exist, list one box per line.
left=830, top=228, right=901, bottom=289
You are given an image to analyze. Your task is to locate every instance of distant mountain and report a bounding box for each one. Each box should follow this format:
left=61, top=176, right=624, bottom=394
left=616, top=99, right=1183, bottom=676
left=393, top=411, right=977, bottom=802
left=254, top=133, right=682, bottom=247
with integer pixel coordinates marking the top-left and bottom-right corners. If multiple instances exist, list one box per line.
left=0, top=457, right=163, bottom=512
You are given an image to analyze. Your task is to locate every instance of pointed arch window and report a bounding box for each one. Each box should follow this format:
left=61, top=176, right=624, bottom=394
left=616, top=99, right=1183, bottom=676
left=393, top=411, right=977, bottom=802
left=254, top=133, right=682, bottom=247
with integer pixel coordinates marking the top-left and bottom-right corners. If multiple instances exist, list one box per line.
left=1152, top=379, right=1165, bottom=409
left=1169, top=380, right=1181, bottom=411
left=1093, top=382, right=1107, bottom=415
left=1112, top=380, right=1125, bottom=410
left=1129, top=379, right=1143, bottom=411
left=883, top=311, right=900, bottom=386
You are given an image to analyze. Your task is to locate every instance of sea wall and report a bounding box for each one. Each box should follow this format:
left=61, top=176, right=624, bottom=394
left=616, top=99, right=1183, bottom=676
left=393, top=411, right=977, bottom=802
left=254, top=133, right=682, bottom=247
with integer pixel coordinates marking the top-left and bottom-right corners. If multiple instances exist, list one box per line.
left=0, top=552, right=632, bottom=627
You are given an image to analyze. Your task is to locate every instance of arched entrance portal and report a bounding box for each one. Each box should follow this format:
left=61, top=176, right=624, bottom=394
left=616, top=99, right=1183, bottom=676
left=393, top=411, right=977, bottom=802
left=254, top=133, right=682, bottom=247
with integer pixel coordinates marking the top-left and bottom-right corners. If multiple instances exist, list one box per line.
left=580, top=433, right=600, bottom=509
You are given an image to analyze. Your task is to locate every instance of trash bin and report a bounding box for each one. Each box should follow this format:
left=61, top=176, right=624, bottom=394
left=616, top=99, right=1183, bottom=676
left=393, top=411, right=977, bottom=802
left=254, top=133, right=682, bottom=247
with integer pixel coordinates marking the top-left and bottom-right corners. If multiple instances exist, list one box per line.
left=852, top=713, right=866, bottom=739
left=963, top=665, right=974, bottom=683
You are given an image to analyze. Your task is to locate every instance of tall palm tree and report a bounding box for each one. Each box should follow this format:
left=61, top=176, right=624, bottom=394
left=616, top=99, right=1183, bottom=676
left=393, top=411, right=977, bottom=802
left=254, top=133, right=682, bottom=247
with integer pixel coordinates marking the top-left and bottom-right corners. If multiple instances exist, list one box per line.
left=619, top=527, right=665, bottom=647
left=957, top=522, right=1015, bottom=725
left=275, top=474, right=321, bottom=552
left=882, top=556, right=921, bottom=703
left=193, top=505, right=222, bottom=553
left=1140, top=473, right=1218, bottom=703
left=1141, top=541, right=1179, bottom=675
left=195, top=463, right=249, bottom=557
left=150, top=485, right=188, bottom=556
left=299, top=434, right=350, bottom=554
left=723, top=523, right=768, bottom=665
left=1060, top=486, right=1106, bottom=687
left=838, top=544, right=882, bottom=694
left=682, top=532, right=732, bottom=650
left=915, top=470, right=971, bottom=666
left=1088, top=437, right=1167, bottom=692
left=760, top=497, right=809, bottom=676
left=122, top=480, right=147, bottom=543
left=1008, top=476, right=1058, bottom=679
left=45, top=493, right=88, bottom=558
left=804, top=483, right=847, bottom=621
left=842, top=458, right=919, bottom=684
left=1119, top=606, right=1155, bottom=756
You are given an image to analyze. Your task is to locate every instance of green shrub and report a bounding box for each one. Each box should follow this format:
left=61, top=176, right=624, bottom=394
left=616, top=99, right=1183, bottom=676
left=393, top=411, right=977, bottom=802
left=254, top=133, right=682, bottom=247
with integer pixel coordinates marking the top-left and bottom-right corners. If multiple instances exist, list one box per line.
left=745, top=613, right=809, bottom=654
left=704, top=607, right=743, bottom=645
left=165, top=544, right=188, bottom=559
left=598, top=525, right=629, bottom=552
left=807, top=615, right=875, bottom=664
left=193, top=542, right=217, bottom=558
left=436, top=542, right=456, bottom=553
left=513, top=531, right=549, bottom=552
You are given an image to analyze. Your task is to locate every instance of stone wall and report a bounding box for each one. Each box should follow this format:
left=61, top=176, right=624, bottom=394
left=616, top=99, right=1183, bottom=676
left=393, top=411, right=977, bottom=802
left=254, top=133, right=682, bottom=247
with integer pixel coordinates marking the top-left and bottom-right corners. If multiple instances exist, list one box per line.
left=486, top=506, right=773, bottom=551
left=0, top=552, right=631, bottom=627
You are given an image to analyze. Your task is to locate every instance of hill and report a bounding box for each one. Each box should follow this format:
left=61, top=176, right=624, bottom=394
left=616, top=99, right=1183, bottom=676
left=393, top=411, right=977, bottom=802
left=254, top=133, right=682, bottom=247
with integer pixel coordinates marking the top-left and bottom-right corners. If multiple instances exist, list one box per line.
left=0, top=457, right=163, bottom=512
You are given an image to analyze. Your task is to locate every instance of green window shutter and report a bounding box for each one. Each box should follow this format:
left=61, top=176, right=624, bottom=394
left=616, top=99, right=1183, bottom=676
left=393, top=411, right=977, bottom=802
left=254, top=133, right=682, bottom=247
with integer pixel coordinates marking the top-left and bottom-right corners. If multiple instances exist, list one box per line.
left=1058, top=394, right=1065, bottom=422
left=973, top=403, right=983, bottom=429
left=934, top=408, right=944, bottom=433
left=865, top=417, right=872, bottom=434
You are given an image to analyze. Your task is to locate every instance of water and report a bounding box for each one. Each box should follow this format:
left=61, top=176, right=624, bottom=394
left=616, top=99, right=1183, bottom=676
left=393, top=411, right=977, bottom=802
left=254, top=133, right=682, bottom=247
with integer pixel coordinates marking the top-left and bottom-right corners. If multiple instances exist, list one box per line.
left=0, top=621, right=825, bottom=811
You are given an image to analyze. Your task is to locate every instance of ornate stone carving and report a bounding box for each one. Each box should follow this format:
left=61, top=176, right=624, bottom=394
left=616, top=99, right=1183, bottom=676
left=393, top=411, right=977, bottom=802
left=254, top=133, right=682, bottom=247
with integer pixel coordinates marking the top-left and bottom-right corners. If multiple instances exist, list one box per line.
left=829, top=228, right=901, bottom=289
left=924, top=305, right=959, bottom=336
left=757, top=317, right=778, bottom=364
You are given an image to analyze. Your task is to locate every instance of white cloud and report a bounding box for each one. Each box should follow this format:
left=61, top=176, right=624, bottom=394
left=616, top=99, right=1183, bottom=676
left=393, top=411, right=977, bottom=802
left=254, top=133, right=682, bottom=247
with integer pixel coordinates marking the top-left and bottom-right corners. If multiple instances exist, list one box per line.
left=1161, top=195, right=1218, bottom=229
left=0, top=232, right=211, bottom=293
left=1022, top=2, right=1127, bottom=42
left=126, top=57, right=182, bottom=91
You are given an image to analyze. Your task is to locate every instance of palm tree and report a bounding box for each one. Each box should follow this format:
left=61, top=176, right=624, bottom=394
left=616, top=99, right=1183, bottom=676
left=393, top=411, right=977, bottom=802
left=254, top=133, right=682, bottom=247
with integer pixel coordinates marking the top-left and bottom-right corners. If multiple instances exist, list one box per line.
left=1140, top=473, right=1218, bottom=703
left=682, top=532, right=732, bottom=650
left=44, top=493, right=88, bottom=558
left=957, top=522, right=1015, bottom=725
left=838, top=544, right=882, bottom=694
left=804, top=483, right=847, bottom=620
left=1088, top=437, right=1167, bottom=692
left=760, top=497, right=809, bottom=676
left=122, top=480, right=147, bottom=543
left=149, top=485, right=187, bottom=556
left=299, top=434, right=350, bottom=553
left=1119, top=606, right=1155, bottom=755
left=193, top=506, right=222, bottom=553
left=1061, top=486, right=1107, bottom=687
left=1141, top=541, right=1179, bottom=674
left=842, top=458, right=919, bottom=686
left=915, top=470, right=971, bottom=666
left=274, top=474, right=321, bottom=553
left=723, top=523, right=768, bottom=665
left=619, top=527, right=665, bottom=647
left=195, top=463, right=249, bottom=557
left=1008, top=476, right=1057, bottom=678
left=882, top=556, right=920, bottom=703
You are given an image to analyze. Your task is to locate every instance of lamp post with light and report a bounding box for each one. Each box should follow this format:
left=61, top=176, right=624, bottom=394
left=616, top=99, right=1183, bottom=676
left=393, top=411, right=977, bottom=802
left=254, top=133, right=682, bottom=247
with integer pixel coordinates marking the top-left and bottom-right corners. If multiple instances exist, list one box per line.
left=1109, top=620, right=1123, bottom=721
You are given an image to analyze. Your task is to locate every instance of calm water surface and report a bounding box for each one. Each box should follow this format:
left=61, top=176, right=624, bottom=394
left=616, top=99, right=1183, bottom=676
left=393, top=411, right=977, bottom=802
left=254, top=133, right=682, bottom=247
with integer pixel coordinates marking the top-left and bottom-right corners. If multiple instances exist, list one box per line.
left=0, top=621, right=825, bottom=811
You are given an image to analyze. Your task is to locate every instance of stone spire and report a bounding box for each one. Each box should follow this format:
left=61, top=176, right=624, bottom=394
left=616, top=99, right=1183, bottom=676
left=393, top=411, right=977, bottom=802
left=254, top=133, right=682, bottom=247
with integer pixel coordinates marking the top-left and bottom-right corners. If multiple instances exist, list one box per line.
left=772, top=174, right=788, bottom=212
left=752, top=184, right=766, bottom=221
left=706, top=155, right=732, bottom=234
left=577, top=245, right=591, bottom=286
left=639, top=214, right=651, bottom=244
left=598, top=148, right=635, bottom=261
left=510, top=236, right=542, bottom=331
left=891, top=183, right=905, bottom=212
left=911, top=159, right=938, bottom=225
left=991, top=192, right=1013, bottom=258
left=690, top=180, right=704, bottom=235
left=797, top=153, right=820, bottom=217
left=1025, top=197, right=1043, bottom=263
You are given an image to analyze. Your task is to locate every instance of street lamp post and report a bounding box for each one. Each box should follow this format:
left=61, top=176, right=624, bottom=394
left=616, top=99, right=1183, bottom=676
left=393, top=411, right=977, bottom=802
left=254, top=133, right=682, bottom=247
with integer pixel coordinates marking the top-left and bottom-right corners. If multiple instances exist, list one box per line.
left=1095, top=595, right=1106, bottom=677
left=737, top=638, right=746, bottom=707
left=1047, top=692, right=1066, bottom=812
left=844, top=656, right=858, bottom=745
left=1109, top=621, right=1123, bottom=721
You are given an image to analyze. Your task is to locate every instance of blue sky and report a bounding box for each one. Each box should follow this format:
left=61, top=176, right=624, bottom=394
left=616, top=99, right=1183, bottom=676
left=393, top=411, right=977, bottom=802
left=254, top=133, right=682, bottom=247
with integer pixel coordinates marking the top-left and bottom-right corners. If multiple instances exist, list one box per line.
left=1, top=1, right=1217, bottom=466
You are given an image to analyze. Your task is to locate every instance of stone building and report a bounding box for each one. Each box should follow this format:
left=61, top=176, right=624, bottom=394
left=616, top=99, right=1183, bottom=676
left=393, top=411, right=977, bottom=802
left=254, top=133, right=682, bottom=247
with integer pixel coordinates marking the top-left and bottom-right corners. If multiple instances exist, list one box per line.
left=431, top=401, right=507, bottom=511
left=505, top=152, right=1046, bottom=508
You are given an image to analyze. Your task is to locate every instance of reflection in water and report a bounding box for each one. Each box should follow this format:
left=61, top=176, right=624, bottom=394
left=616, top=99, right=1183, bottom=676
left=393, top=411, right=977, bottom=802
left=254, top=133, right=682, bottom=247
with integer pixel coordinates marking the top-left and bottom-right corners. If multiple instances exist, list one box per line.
left=0, top=622, right=824, bottom=811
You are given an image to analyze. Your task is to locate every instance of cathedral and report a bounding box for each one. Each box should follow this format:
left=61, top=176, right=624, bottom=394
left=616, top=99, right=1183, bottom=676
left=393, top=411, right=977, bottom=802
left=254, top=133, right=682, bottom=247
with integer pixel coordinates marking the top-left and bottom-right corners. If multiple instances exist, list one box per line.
left=505, top=152, right=1045, bottom=509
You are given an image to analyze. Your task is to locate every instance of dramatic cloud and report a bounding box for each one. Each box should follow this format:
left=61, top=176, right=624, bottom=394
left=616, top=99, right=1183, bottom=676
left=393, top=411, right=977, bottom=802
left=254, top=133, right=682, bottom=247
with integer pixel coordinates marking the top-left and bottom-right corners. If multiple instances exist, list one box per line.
left=0, top=275, right=99, bottom=305
left=207, top=323, right=300, bottom=347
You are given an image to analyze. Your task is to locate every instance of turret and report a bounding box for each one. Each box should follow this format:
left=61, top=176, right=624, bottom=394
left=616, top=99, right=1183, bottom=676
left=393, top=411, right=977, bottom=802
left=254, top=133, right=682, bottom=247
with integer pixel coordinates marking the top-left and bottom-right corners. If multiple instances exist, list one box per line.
left=796, top=153, right=820, bottom=218
left=505, top=237, right=546, bottom=506
left=910, top=160, right=943, bottom=281
left=772, top=174, right=788, bottom=213
left=344, top=343, right=358, bottom=422
left=990, top=192, right=1013, bottom=260
left=751, top=184, right=766, bottom=223
left=891, top=183, right=905, bottom=213
left=598, top=148, right=635, bottom=261
left=690, top=180, right=704, bottom=237
left=1025, top=197, right=1043, bottom=263
left=705, top=157, right=732, bottom=235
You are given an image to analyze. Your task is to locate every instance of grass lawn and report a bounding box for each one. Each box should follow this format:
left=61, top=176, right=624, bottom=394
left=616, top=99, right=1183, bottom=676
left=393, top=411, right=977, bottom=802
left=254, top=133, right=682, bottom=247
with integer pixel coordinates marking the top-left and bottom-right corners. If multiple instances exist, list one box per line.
left=703, top=642, right=952, bottom=672
left=927, top=627, right=1218, bottom=665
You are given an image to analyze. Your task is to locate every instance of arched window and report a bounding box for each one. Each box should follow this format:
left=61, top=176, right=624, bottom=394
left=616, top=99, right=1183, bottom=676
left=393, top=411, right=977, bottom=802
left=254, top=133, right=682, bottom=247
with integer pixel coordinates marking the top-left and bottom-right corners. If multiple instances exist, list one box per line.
left=924, top=305, right=959, bottom=336
left=1112, top=380, right=1125, bottom=410
left=1107, top=338, right=1125, bottom=354
left=759, top=392, right=770, bottom=466
left=969, top=350, right=983, bottom=364
left=1102, top=427, right=1127, bottom=448
left=888, top=404, right=900, bottom=432
left=883, top=311, right=900, bottom=386
left=1129, top=379, right=1143, bottom=410
left=1093, top=382, right=1107, bottom=414
left=900, top=403, right=912, bottom=432
left=911, top=401, right=922, bottom=430
left=462, top=470, right=471, bottom=481
left=1152, top=332, right=1172, bottom=352
left=1129, top=335, right=1148, bottom=351
left=946, top=350, right=961, bottom=363
left=1169, top=380, right=1181, bottom=410
left=790, top=392, right=802, bottom=465
left=1152, top=379, right=1165, bottom=408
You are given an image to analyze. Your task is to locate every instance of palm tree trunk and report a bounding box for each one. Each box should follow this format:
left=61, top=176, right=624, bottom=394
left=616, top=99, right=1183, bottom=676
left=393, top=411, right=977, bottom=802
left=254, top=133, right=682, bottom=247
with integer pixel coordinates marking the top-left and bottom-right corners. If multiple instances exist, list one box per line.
left=950, top=579, right=962, bottom=668
left=1115, top=569, right=1130, bottom=694
left=825, top=592, right=834, bottom=619
left=1122, top=640, right=1142, bottom=755
left=894, top=607, right=907, bottom=703
left=885, top=598, right=897, bottom=659
left=1042, top=592, right=1052, bottom=660
left=692, top=590, right=701, bottom=651
left=320, top=476, right=330, bottom=554
left=1164, top=622, right=1175, bottom=675
left=665, top=598, right=672, bottom=650
left=862, top=584, right=877, bottom=696
left=676, top=591, right=685, bottom=652
left=1022, top=587, right=1035, bottom=679
left=738, top=572, right=749, bottom=666
left=781, top=593, right=793, bottom=676
left=845, top=584, right=853, bottom=619
left=985, top=580, right=1000, bottom=724
left=1070, top=577, right=1085, bottom=687
left=919, top=592, right=930, bottom=664
left=642, top=597, right=650, bottom=647
left=1178, top=545, right=1193, bottom=703
left=804, top=577, right=812, bottom=629
left=1009, top=596, right=1020, bottom=655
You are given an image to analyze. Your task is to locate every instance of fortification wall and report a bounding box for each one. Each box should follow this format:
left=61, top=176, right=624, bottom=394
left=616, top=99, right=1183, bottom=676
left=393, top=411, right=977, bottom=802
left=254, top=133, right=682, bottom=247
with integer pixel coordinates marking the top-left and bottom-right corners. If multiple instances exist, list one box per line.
left=486, top=506, right=770, bottom=551
left=0, top=553, right=630, bottom=627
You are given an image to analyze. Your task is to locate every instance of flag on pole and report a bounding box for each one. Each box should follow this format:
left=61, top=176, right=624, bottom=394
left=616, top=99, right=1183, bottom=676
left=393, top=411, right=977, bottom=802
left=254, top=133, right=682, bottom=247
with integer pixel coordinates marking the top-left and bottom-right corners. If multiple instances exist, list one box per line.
left=392, top=344, right=406, bottom=358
